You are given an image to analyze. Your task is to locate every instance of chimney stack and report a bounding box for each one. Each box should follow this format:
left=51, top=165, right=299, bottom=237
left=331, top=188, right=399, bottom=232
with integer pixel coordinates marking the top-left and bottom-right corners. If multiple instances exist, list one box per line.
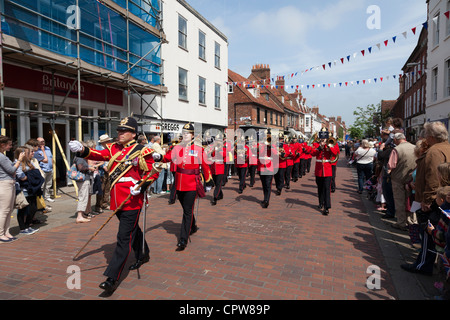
left=251, top=64, right=271, bottom=82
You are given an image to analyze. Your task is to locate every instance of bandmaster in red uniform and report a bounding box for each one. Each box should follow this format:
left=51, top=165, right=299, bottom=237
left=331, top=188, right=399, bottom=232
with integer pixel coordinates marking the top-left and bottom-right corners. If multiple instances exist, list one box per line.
left=69, top=116, right=161, bottom=294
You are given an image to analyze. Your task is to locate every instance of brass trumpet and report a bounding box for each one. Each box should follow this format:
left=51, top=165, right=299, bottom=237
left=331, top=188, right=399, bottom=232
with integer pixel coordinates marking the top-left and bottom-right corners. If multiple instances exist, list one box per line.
left=327, top=137, right=337, bottom=147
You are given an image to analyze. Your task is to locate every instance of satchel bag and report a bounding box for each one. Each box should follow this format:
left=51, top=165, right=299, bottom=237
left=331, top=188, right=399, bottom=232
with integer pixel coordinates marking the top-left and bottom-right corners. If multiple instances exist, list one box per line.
left=14, top=191, right=29, bottom=209
left=67, top=163, right=86, bottom=182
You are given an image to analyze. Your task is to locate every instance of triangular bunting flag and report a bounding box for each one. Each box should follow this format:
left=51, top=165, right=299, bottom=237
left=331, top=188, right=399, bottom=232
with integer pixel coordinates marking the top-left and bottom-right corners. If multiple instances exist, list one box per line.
left=380, top=77, right=383, bottom=82
left=384, top=40, right=389, bottom=46
left=347, top=55, right=351, bottom=62
left=402, top=31, right=407, bottom=39
left=392, top=36, right=397, bottom=43
left=412, top=27, right=416, bottom=35
left=323, top=64, right=326, bottom=70
left=340, top=58, right=344, bottom=64
left=363, top=80, right=366, bottom=84
left=376, top=43, right=381, bottom=50
left=368, top=47, right=372, bottom=53
left=328, top=62, right=332, bottom=68
left=361, top=50, right=365, bottom=56
left=445, top=11, right=450, bottom=19
left=423, top=22, right=428, bottom=30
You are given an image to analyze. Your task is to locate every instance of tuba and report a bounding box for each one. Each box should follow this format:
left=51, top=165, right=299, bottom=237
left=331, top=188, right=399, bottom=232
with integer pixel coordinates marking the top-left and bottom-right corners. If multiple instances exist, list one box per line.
left=327, top=136, right=339, bottom=164
left=308, top=132, right=319, bottom=146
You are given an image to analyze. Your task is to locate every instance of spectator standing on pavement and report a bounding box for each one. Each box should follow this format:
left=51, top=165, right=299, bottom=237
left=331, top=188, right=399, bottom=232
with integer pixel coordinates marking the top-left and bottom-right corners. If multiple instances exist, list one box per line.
left=150, top=135, right=166, bottom=194
left=401, top=121, right=450, bottom=276
left=14, top=146, right=43, bottom=235
left=73, top=143, right=93, bottom=224
left=354, top=140, right=376, bottom=194
left=137, top=134, right=148, bottom=146
left=0, top=136, right=25, bottom=242
left=86, top=140, right=104, bottom=215
left=35, top=137, right=54, bottom=203
left=388, top=133, right=417, bottom=231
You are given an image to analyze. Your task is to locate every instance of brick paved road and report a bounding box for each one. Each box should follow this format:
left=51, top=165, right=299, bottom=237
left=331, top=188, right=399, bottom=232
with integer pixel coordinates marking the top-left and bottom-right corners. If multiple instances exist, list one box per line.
left=0, top=158, right=403, bottom=301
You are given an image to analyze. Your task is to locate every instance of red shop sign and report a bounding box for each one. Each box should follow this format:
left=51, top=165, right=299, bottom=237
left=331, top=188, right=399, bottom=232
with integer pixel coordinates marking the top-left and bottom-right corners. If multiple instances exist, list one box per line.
left=4, top=63, right=123, bottom=106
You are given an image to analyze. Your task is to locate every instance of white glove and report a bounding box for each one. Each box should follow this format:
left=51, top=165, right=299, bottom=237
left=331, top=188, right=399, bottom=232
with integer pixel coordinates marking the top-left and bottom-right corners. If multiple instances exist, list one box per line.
left=152, top=153, right=162, bottom=161
left=69, top=140, right=83, bottom=153
left=205, top=186, right=212, bottom=192
left=130, top=184, right=141, bottom=196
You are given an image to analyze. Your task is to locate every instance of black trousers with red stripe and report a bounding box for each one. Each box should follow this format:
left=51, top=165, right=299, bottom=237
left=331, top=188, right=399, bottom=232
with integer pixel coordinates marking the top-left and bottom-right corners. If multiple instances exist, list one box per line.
left=104, top=209, right=149, bottom=281
left=177, top=190, right=197, bottom=243
left=212, top=174, right=224, bottom=200
left=315, top=176, right=332, bottom=209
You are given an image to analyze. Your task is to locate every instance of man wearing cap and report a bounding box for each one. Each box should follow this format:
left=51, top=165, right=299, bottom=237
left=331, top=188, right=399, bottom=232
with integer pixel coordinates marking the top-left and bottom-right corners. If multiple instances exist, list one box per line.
left=69, top=117, right=161, bottom=294
left=162, top=123, right=214, bottom=251
left=311, top=128, right=339, bottom=215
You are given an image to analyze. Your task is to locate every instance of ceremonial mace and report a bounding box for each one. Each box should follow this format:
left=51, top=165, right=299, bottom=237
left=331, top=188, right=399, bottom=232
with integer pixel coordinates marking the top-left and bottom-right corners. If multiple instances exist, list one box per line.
left=73, top=162, right=163, bottom=260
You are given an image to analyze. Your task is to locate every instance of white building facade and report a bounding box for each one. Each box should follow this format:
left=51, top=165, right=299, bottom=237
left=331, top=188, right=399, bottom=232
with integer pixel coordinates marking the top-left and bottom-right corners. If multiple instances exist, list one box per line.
left=138, top=0, right=229, bottom=140
left=426, top=0, right=450, bottom=130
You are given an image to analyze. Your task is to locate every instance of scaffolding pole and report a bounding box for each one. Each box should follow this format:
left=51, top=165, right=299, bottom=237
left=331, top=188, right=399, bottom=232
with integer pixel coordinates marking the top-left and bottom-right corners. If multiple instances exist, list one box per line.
left=0, top=16, right=5, bottom=136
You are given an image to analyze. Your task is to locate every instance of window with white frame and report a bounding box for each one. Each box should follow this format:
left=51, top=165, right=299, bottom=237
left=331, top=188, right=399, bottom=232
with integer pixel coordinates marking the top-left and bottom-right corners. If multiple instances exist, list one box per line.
left=178, top=15, right=187, bottom=49
left=214, top=83, right=221, bottom=109
left=179, top=67, right=188, bottom=101
left=432, top=67, right=438, bottom=101
left=433, top=13, right=440, bottom=47
left=214, top=42, right=221, bottom=69
left=199, top=76, right=206, bottom=105
left=199, top=30, right=206, bottom=60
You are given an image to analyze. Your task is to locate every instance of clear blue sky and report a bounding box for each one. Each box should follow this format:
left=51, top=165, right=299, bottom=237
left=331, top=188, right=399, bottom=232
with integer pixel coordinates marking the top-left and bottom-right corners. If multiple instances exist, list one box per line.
left=185, top=0, right=428, bottom=127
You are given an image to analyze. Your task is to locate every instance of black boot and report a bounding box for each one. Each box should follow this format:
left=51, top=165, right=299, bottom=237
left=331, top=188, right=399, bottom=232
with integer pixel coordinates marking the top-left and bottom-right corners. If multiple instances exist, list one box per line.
left=176, top=239, right=187, bottom=251
left=99, top=277, right=117, bottom=293
left=128, top=255, right=150, bottom=270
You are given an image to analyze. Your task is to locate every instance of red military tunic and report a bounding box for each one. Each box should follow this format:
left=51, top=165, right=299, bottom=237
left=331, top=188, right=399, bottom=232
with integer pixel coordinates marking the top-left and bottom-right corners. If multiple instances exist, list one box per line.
left=164, top=142, right=213, bottom=192
left=258, top=143, right=277, bottom=174
left=81, top=140, right=160, bottom=211
left=234, top=145, right=249, bottom=168
left=310, top=144, right=339, bottom=177
left=293, top=142, right=302, bottom=164
left=210, top=146, right=226, bottom=175
left=285, top=143, right=294, bottom=167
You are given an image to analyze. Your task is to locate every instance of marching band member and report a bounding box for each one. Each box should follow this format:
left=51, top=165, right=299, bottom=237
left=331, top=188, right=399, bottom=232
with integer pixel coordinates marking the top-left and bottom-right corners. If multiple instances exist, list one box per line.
left=299, top=139, right=308, bottom=178
left=208, top=133, right=226, bottom=206
left=284, top=136, right=295, bottom=190
left=274, top=132, right=287, bottom=196
left=310, top=128, right=339, bottom=215
left=291, top=135, right=302, bottom=182
left=248, top=137, right=258, bottom=187
left=69, top=116, right=161, bottom=294
left=258, top=130, right=277, bottom=208
left=234, top=136, right=249, bottom=194
left=223, top=133, right=233, bottom=186
left=330, top=139, right=340, bottom=193
left=163, top=123, right=214, bottom=251
left=167, top=136, right=181, bottom=205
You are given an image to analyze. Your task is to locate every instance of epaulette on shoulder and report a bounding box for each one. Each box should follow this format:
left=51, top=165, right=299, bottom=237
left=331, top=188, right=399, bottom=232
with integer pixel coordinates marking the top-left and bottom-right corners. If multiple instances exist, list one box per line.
left=105, top=142, right=115, bottom=151
left=141, top=146, right=155, bottom=157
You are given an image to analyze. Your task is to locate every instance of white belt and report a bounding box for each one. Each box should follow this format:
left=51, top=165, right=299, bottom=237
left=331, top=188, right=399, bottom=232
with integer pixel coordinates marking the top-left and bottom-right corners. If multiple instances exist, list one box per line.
left=117, top=177, right=139, bottom=184
left=316, top=160, right=331, bottom=163
left=259, top=157, right=273, bottom=160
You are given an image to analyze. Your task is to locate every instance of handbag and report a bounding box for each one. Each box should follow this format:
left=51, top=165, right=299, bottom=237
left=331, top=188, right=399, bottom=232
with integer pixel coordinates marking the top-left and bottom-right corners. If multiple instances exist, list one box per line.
left=36, top=195, right=46, bottom=210
left=67, top=159, right=86, bottom=182
left=14, top=191, right=29, bottom=209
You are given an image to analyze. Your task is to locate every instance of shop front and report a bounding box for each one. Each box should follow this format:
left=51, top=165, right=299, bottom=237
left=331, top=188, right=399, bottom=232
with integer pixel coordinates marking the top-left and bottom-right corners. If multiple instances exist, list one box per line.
left=2, top=63, right=124, bottom=186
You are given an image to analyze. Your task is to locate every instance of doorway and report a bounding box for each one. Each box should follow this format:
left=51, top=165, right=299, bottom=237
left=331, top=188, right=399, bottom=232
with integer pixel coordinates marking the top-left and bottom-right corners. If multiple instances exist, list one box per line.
left=43, top=123, right=68, bottom=187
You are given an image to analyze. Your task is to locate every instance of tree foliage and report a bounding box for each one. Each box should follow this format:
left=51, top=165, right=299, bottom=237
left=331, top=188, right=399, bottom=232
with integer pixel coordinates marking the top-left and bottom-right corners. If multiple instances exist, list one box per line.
left=352, top=103, right=391, bottom=138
